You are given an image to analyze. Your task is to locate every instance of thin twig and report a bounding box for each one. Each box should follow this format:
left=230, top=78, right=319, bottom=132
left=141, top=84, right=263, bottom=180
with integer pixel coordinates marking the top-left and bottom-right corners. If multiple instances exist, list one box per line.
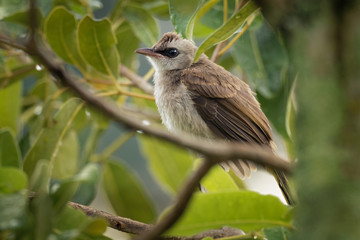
left=137, top=159, right=215, bottom=240
left=68, top=201, right=152, bottom=234
left=119, top=64, right=154, bottom=95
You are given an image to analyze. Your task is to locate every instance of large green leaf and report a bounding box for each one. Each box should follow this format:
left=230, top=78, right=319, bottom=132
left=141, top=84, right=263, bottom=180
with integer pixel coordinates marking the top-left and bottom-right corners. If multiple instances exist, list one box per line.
left=0, top=0, right=27, bottom=19
left=0, top=167, right=27, bottom=193
left=169, top=0, right=204, bottom=39
left=52, top=130, right=78, bottom=180
left=138, top=135, right=194, bottom=194
left=45, top=7, right=88, bottom=72
left=194, top=0, right=259, bottom=61
left=23, top=98, right=83, bottom=178
left=167, top=191, right=293, bottom=236
left=0, top=81, right=22, bottom=133
left=0, top=128, right=21, bottom=168
left=77, top=16, right=119, bottom=78
left=264, top=227, right=293, bottom=240
left=123, top=4, right=158, bottom=47
left=103, top=159, right=155, bottom=223
left=232, top=15, right=289, bottom=98
left=0, top=192, right=27, bottom=230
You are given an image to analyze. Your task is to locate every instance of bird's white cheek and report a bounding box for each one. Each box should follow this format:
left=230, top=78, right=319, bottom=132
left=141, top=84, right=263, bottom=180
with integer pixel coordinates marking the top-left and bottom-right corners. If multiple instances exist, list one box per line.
left=146, top=57, right=160, bottom=72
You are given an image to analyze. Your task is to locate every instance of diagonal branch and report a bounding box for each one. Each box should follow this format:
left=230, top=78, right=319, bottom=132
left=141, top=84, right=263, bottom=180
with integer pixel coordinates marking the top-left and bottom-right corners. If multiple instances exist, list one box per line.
left=119, top=64, right=154, bottom=95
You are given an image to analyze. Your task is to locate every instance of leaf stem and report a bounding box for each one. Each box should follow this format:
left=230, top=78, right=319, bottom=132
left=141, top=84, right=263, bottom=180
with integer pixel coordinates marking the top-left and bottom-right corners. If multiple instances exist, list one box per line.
left=143, top=67, right=155, bottom=81
left=100, top=131, right=136, bottom=160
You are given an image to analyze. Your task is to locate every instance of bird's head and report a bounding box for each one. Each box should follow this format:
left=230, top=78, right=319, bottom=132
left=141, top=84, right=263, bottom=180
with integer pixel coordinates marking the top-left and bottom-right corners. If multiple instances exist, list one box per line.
left=135, top=32, right=197, bottom=72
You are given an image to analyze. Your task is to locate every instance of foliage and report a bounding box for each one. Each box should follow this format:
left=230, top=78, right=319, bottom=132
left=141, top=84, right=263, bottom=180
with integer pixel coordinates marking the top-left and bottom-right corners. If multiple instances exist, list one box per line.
left=0, top=0, right=297, bottom=239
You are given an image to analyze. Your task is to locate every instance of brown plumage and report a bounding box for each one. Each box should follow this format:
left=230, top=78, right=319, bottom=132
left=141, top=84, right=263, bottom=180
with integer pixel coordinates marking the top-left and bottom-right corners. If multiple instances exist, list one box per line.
left=136, top=32, right=294, bottom=205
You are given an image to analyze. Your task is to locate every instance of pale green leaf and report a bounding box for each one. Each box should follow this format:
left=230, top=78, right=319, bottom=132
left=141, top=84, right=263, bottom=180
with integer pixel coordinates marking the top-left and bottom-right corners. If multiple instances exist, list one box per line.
left=138, top=135, right=194, bottom=194
left=0, top=192, right=27, bottom=230
left=29, top=160, right=51, bottom=193
left=78, top=16, right=119, bottom=78
left=52, top=130, right=78, bottom=180
left=45, top=7, right=88, bottom=72
left=23, top=98, right=83, bottom=178
left=0, top=167, right=27, bottom=193
left=264, top=227, right=292, bottom=240
left=123, top=4, right=158, bottom=47
left=0, top=128, right=21, bottom=168
left=201, top=165, right=241, bottom=192
left=194, top=0, right=259, bottom=61
left=0, top=81, right=22, bottom=133
left=167, top=191, right=293, bottom=236
left=103, top=159, right=155, bottom=223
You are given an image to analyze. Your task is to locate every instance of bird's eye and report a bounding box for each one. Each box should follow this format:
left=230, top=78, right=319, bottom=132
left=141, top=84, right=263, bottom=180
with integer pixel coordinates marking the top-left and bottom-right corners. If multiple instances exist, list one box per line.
left=164, top=48, right=179, bottom=58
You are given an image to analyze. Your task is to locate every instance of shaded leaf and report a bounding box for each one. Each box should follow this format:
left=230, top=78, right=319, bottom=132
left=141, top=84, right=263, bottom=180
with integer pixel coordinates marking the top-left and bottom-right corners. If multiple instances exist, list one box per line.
left=2, top=8, right=42, bottom=27
left=78, top=16, right=119, bottom=78
left=45, top=7, right=88, bottom=72
left=23, top=98, right=83, bottom=178
left=264, top=227, right=293, bottom=240
left=0, top=192, right=27, bottom=230
left=103, top=159, right=155, bottom=223
left=0, top=81, right=22, bottom=133
left=0, top=128, right=21, bottom=168
left=0, top=167, right=27, bottom=193
left=52, top=130, right=78, bottom=180
left=232, top=15, right=288, bottom=97
left=194, top=0, right=259, bottom=61
left=138, top=135, right=194, bottom=194
left=169, top=0, right=203, bottom=39
left=29, top=160, right=51, bottom=193
left=0, top=0, right=28, bottom=20
left=123, top=4, right=158, bottom=47
left=167, top=191, right=293, bottom=236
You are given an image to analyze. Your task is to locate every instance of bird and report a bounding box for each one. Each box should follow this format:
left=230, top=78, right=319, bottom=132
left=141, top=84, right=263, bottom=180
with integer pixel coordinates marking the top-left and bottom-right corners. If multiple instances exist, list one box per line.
left=136, top=32, right=294, bottom=205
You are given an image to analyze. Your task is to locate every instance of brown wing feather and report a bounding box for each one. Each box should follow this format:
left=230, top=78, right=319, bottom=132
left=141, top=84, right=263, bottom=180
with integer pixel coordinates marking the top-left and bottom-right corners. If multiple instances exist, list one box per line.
left=181, top=57, right=273, bottom=146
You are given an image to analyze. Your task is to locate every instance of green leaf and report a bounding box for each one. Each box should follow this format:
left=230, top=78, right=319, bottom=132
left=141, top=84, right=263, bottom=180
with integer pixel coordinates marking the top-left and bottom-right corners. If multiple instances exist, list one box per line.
left=103, top=159, right=155, bottom=223
left=2, top=8, right=42, bottom=27
left=232, top=15, right=289, bottom=97
left=169, top=0, right=204, bottom=39
left=138, top=135, right=194, bottom=194
left=186, top=0, right=221, bottom=39
left=167, top=191, right=293, bottom=236
left=54, top=205, right=107, bottom=239
left=52, top=130, right=78, bottom=180
left=23, top=98, right=83, bottom=178
left=116, top=21, right=140, bottom=67
left=45, top=7, right=88, bottom=72
left=264, top=227, right=292, bottom=240
left=0, top=128, right=21, bottom=168
left=0, top=192, right=27, bottom=230
left=0, top=167, right=27, bottom=193
left=123, top=4, right=158, bottom=47
left=194, top=0, right=259, bottom=61
left=0, top=81, right=22, bottom=133
left=78, top=16, right=119, bottom=78
left=52, top=163, right=99, bottom=213
left=0, top=0, right=27, bottom=19
left=29, top=160, right=51, bottom=192
left=201, top=165, right=241, bottom=192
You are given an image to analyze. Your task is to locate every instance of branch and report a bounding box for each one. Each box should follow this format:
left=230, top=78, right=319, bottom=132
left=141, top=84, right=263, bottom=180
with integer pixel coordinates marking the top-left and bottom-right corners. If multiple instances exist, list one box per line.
left=68, top=201, right=152, bottom=234
left=0, top=33, right=291, bottom=174
left=119, top=64, right=154, bottom=95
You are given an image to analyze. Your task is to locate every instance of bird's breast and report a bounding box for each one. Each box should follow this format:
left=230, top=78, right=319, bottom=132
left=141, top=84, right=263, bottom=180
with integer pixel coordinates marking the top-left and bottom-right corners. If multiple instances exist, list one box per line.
left=153, top=73, right=212, bottom=138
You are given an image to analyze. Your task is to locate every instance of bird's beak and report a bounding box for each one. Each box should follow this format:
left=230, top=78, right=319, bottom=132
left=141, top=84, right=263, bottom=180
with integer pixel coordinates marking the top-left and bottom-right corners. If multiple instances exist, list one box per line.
left=135, top=48, right=160, bottom=57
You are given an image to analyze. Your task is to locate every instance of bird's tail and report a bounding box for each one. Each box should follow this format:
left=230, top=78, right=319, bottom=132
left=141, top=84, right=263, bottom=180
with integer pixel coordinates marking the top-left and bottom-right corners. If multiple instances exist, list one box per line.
left=270, top=168, right=295, bottom=206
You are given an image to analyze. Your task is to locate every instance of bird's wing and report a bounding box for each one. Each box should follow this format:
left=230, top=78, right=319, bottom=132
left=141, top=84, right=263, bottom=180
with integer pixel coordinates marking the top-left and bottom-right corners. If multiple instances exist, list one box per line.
left=181, top=59, right=273, bottom=178
left=181, top=59, right=273, bottom=146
